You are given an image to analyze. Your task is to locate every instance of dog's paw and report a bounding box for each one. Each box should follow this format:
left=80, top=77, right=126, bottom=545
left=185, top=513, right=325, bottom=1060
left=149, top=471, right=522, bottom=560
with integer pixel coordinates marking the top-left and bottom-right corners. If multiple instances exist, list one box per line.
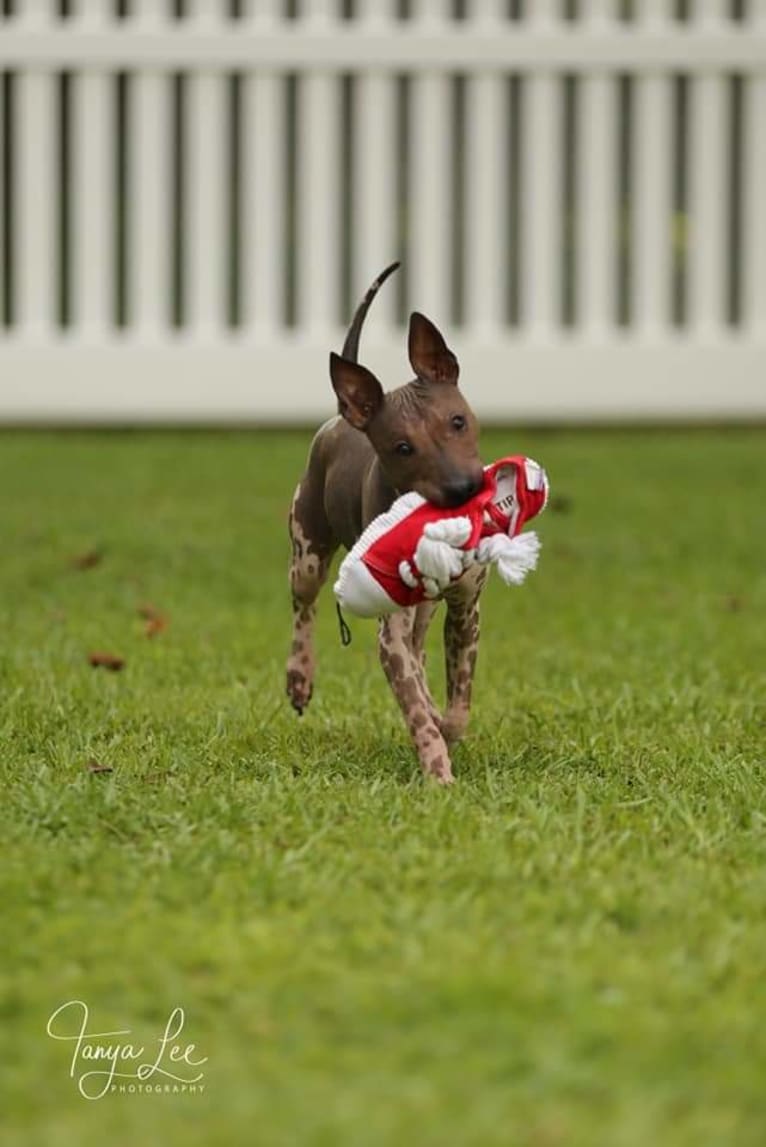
left=426, top=763, right=455, bottom=786
left=439, top=708, right=470, bottom=746
left=286, top=667, right=313, bottom=715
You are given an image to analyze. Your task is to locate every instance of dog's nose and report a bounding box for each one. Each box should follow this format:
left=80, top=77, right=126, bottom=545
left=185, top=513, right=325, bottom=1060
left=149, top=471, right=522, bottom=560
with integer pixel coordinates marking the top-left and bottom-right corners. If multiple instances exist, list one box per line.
left=443, top=477, right=480, bottom=507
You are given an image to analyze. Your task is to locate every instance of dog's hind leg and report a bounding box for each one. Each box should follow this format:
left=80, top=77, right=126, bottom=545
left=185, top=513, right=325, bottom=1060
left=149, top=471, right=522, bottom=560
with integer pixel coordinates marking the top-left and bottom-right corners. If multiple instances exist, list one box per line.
left=286, top=480, right=336, bottom=715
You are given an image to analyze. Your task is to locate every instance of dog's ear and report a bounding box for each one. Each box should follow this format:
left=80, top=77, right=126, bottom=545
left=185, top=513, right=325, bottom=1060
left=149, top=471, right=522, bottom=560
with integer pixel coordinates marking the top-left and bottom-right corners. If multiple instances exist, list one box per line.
left=330, top=352, right=384, bottom=430
left=408, top=312, right=459, bottom=386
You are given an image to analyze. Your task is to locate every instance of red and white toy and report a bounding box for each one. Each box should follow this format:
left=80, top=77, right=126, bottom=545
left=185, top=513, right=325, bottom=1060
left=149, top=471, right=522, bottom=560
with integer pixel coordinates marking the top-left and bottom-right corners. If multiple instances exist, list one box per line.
left=334, top=455, right=549, bottom=618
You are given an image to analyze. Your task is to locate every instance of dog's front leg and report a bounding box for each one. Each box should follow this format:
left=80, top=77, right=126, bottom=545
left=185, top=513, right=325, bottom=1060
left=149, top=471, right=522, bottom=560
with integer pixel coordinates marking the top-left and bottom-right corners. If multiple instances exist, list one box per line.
left=378, top=609, right=454, bottom=785
left=411, top=600, right=442, bottom=726
left=441, top=565, right=488, bottom=745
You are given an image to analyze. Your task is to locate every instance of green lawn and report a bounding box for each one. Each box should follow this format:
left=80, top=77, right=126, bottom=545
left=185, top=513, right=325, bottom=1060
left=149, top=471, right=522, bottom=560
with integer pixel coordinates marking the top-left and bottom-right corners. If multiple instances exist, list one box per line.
left=1, top=427, right=764, bottom=1147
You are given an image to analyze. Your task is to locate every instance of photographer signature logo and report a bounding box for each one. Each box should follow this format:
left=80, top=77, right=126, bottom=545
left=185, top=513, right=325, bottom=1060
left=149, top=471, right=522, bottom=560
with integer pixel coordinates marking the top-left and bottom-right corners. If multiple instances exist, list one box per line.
left=46, top=1000, right=207, bottom=1100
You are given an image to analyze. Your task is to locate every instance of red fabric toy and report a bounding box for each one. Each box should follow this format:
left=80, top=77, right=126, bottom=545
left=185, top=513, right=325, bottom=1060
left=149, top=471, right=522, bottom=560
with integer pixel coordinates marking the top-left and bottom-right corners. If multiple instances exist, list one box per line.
left=334, top=455, right=549, bottom=618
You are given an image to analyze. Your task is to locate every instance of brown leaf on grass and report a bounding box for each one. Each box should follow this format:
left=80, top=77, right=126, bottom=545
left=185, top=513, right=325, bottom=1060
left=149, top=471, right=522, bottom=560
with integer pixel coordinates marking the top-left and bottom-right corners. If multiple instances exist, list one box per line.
left=723, top=595, right=746, bottom=613
left=71, top=548, right=104, bottom=570
left=145, top=615, right=168, bottom=638
left=137, top=602, right=169, bottom=638
left=86, top=759, right=113, bottom=775
left=87, top=651, right=125, bottom=672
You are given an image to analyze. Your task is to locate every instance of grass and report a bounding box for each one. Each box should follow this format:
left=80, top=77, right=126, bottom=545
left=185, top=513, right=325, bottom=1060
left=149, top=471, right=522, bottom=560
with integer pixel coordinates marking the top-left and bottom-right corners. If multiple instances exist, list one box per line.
left=0, top=426, right=764, bottom=1147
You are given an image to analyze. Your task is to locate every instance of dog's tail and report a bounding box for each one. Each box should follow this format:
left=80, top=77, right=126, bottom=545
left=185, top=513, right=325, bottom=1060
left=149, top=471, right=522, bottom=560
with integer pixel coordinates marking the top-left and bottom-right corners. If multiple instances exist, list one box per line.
left=341, top=261, right=400, bottom=363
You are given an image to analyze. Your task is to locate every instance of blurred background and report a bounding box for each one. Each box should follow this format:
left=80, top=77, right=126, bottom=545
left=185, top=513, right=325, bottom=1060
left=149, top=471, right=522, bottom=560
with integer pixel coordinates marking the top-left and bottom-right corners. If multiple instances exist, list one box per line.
left=0, top=0, right=764, bottom=423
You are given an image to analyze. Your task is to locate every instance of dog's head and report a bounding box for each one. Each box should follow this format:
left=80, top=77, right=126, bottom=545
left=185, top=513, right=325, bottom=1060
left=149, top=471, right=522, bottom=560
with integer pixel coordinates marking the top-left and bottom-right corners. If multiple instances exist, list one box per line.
left=330, top=306, right=483, bottom=509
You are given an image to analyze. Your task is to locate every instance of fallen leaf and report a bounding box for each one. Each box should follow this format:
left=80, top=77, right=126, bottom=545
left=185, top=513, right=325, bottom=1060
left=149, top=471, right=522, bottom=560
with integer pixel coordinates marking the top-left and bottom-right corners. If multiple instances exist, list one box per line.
left=88, top=651, right=125, bottom=672
left=145, top=615, right=168, bottom=638
left=86, top=759, right=113, bottom=774
left=723, top=595, right=746, bottom=613
left=138, top=603, right=169, bottom=638
left=71, top=549, right=103, bottom=570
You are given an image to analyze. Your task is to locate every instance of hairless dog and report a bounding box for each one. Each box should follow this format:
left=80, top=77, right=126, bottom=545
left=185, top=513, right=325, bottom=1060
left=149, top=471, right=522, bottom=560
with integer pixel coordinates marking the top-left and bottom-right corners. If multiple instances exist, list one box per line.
left=287, top=264, right=486, bottom=784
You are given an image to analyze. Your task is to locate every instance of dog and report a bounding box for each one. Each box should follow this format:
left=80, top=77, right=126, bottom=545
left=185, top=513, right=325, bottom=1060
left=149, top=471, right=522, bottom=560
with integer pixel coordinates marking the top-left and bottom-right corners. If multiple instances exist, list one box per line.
left=286, top=263, right=486, bottom=784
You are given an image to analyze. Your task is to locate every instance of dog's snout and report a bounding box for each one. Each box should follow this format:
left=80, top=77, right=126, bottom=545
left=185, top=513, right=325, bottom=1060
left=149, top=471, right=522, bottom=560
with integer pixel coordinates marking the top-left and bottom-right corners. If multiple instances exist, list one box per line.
left=443, top=476, right=482, bottom=507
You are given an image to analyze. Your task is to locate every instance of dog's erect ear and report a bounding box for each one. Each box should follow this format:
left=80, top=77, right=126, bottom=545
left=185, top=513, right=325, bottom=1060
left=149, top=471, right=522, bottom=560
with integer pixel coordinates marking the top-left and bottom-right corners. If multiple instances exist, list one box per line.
left=330, top=352, right=385, bottom=431
left=408, top=312, right=459, bottom=386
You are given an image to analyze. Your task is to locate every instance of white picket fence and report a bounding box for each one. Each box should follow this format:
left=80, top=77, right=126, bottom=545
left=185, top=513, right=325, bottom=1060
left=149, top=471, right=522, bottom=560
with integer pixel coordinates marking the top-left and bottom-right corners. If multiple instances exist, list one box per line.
left=0, top=0, right=764, bottom=423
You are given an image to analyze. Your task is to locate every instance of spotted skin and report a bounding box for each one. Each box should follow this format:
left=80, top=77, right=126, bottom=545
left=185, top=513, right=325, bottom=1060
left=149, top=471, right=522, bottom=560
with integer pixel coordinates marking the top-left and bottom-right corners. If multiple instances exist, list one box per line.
left=441, top=565, right=487, bottom=745
left=378, top=610, right=454, bottom=785
left=411, top=600, right=441, bottom=726
left=286, top=482, right=336, bottom=715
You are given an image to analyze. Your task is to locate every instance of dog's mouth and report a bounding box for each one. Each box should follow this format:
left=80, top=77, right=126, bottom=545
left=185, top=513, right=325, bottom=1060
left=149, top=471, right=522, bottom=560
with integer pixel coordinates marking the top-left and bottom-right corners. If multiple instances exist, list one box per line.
left=431, top=475, right=484, bottom=509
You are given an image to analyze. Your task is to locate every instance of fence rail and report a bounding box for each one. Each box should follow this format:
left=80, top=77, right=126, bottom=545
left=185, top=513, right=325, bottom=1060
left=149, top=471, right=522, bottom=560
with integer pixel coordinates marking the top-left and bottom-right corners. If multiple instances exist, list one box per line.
left=1, top=1, right=765, bottom=424
left=3, top=26, right=766, bottom=70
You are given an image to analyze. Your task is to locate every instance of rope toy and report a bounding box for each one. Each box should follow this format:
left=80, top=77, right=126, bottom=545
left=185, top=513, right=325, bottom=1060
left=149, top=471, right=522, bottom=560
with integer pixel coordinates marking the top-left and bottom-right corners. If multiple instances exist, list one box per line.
left=334, top=455, right=549, bottom=618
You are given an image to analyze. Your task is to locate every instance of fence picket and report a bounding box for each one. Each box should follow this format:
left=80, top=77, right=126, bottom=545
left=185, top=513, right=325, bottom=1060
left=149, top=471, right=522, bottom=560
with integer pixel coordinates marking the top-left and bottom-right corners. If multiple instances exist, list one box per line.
left=409, top=1, right=451, bottom=325
left=688, top=0, right=728, bottom=335
left=71, top=0, right=112, bottom=334
left=14, top=2, right=56, bottom=336
left=296, top=0, right=341, bottom=335
left=242, top=0, right=285, bottom=336
left=522, top=1, right=559, bottom=338
left=187, top=71, right=226, bottom=333
left=634, top=0, right=673, bottom=336
left=131, top=1, right=169, bottom=337
left=183, top=2, right=226, bottom=335
left=0, top=54, right=5, bottom=323
left=464, top=0, right=506, bottom=336
left=353, top=0, right=397, bottom=332
left=578, top=1, right=616, bottom=336
left=743, top=0, right=766, bottom=336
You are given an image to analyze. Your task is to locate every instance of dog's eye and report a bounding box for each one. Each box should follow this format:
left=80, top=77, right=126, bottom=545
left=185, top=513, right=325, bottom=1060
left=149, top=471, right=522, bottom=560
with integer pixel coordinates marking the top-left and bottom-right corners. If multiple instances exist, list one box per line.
left=394, top=440, right=414, bottom=457
left=451, top=414, right=467, bottom=432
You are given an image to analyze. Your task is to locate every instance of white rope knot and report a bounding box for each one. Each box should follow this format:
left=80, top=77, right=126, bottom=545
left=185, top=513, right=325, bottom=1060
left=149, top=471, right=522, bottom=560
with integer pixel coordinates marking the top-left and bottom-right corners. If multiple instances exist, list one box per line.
left=412, top=515, right=541, bottom=592
left=476, top=530, right=541, bottom=585
left=413, top=516, right=472, bottom=594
